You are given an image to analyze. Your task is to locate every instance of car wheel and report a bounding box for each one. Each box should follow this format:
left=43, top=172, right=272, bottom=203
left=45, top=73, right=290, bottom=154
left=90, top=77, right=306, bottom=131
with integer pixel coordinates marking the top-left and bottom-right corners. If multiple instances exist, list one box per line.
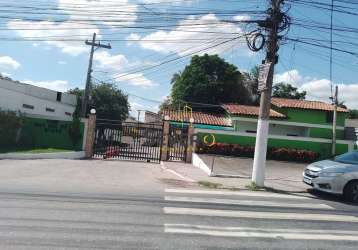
left=343, top=180, right=358, bottom=203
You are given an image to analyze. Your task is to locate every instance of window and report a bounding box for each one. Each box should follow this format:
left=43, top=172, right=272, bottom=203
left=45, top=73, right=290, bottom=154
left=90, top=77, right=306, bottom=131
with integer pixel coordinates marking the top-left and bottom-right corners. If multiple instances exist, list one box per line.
left=326, top=111, right=333, bottom=123
left=56, top=92, right=62, bottom=102
left=286, top=133, right=298, bottom=137
left=46, top=107, right=55, bottom=112
left=65, top=112, right=72, bottom=116
left=246, top=130, right=257, bottom=134
left=23, top=104, right=34, bottom=109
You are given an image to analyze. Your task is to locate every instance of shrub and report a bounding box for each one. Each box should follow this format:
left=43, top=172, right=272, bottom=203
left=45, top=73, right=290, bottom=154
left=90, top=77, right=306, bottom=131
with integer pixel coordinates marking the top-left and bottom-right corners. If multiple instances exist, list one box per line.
left=0, top=109, right=23, bottom=148
left=68, top=116, right=82, bottom=147
left=195, top=140, right=319, bottom=163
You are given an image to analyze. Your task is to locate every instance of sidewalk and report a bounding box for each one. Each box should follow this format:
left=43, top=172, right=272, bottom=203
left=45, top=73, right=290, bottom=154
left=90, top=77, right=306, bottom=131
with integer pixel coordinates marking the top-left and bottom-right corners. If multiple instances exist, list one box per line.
left=161, top=156, right=308, bottom=193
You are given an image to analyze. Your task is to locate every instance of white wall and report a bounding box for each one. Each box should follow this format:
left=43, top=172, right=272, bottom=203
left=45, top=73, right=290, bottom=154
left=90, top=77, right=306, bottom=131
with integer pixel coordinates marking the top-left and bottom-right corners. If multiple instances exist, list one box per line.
left=0, top=77, right=76, bottom=120
left=235, top=120, right=309, bottom=137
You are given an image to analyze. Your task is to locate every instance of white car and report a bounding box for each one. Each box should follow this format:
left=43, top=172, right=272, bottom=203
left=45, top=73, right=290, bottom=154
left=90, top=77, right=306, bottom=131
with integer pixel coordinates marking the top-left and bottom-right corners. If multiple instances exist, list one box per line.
left=303, top=151, right=358, bottom=202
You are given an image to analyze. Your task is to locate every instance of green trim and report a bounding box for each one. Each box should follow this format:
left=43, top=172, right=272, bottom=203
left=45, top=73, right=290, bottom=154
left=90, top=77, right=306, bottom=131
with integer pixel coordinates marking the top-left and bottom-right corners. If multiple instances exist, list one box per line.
left=169, top=121, right=233, bottom=131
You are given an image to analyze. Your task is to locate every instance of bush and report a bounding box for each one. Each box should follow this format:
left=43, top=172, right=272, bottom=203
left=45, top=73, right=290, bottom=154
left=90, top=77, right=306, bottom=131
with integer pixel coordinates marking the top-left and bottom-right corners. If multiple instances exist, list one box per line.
left=0, top=109, right=23, bottom=148
left=68, top=116, right=82, bottom=146
left=196, top=141, right=319, bottom=163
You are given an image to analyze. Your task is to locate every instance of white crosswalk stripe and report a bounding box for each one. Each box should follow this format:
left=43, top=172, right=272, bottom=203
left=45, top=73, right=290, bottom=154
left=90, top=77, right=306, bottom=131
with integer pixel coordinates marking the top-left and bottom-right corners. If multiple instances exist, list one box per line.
left=164, top=224, right=358, bottom=241
left=165, top=188, right=310, bottom=199
left=164, top=207, right=358, bottom=222
left=163, top=188, right=358, bottom=241
left=165, top=196, right=334, bottom=210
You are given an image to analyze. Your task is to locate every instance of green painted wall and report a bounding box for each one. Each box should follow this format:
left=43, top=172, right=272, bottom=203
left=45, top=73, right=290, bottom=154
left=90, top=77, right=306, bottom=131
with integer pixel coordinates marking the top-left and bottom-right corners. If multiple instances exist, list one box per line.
left=276, top=107, right=347, bottom=126
left=19, top=117, right=84, bottom=151
left=309, top=127, right=345, bottom=140
left=197, top=132, right=349, bottom=159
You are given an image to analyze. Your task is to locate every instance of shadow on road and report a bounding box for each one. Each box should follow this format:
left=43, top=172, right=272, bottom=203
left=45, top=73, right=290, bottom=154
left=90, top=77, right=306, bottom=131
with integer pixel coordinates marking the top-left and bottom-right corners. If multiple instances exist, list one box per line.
left=307, top=189, right=358, bottom=206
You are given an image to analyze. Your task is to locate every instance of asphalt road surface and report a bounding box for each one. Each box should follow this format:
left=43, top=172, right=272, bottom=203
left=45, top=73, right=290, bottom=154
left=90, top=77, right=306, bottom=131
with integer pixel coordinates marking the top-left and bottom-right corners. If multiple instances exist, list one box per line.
left=0, top=159, right=357, bottom=249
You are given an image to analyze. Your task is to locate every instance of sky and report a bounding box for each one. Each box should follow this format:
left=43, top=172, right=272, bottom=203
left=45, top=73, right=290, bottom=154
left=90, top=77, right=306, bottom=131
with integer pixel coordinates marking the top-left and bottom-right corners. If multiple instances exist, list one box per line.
left=1, top=0, right=358, bottom=118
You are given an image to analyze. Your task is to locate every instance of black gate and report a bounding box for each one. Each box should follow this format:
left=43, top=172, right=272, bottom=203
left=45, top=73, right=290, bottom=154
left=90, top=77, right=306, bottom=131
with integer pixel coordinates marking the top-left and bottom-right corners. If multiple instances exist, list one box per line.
left=93, top=119, right=163, bottom=163
left=168, top=125, right=188, bottom=161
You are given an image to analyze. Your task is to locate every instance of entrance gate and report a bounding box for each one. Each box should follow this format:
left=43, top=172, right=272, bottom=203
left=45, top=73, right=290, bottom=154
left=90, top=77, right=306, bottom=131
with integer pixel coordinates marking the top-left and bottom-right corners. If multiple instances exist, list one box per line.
left=93, top=119, right=163, bottom=162
left=168, top=125, right=188, bottom=162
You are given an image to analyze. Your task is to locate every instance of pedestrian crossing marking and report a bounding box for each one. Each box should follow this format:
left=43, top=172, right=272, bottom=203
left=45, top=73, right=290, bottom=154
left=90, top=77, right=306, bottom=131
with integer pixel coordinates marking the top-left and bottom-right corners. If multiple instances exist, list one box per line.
left=165, top=196, right=334, bottom=210
left=164, top=224, right=358, bottom=241
left=165, top=188, right=310, bottom=200
left=163, top=207, right=358, bottom=223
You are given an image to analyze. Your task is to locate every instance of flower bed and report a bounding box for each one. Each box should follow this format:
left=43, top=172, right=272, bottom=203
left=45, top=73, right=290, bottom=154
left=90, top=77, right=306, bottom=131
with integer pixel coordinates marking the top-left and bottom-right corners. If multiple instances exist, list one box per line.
left=195, top=142, right=320, bottom=163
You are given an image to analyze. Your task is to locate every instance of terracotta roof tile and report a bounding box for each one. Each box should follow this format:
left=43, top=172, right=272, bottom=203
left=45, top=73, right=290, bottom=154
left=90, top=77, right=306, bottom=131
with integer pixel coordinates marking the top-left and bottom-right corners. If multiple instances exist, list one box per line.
left=162, top=110, right=232, bottom=127
left=221, top=104, right=286, bottom=118
left=271, top=97, right=349, bottom=113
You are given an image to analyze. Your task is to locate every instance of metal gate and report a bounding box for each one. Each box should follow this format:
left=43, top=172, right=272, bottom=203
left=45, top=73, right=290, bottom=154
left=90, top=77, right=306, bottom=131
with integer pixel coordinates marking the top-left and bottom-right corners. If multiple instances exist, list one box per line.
left=93, top=119, right=163, bottom=162
left=168, top=125, right=188, bottom=161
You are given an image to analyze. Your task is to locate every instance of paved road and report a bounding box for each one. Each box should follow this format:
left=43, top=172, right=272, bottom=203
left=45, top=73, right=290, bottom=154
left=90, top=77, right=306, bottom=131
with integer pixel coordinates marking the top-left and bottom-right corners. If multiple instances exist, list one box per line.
left=0, top=159, right=357, bottom=249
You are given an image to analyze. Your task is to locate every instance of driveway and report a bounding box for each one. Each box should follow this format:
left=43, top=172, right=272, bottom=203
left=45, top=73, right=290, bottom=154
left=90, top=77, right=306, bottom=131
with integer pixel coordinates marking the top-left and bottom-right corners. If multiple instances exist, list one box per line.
left=164, top=155, right=309, bottom=193
left=0, top=159, right=195, bottom=197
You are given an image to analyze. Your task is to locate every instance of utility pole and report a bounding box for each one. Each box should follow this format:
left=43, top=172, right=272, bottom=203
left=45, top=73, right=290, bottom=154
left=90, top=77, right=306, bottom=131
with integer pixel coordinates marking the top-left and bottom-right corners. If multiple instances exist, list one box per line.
left=81, top=33, right=112, bottom=117
left=252, top=0, right=283, bottom=187
left=332, top=85, right=338, bottom=156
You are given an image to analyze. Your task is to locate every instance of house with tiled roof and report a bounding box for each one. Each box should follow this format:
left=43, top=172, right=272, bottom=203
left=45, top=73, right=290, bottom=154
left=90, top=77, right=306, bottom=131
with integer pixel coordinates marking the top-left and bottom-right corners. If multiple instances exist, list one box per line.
left=224, top=98, right=350, bottom=140
left=162, top=97, right=355, bottom=159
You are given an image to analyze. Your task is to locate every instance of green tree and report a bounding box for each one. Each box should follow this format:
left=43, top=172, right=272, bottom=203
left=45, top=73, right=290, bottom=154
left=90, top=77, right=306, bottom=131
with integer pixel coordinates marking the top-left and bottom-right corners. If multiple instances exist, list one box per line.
left=272, top=82, right=306, bottom=100
left=0, top=109, right=23, bottom=149
left=170, top=54, right=251, bottom=108
left=68, top=82, right=129, bottom=121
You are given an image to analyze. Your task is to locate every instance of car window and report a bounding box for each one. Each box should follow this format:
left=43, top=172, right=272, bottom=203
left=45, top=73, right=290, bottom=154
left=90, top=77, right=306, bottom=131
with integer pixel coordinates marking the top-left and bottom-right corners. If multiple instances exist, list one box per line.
left=335, top=151, right=358, bottom=164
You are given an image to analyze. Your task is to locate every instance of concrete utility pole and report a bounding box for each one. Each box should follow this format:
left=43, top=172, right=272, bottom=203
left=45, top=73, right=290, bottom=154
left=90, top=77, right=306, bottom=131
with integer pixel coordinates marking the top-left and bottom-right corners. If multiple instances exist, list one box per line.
left=252, top=0, right=283, bottom=187
left=81, top=33, right=112, bottom=117
left=332, top=85, right=338, bottom=156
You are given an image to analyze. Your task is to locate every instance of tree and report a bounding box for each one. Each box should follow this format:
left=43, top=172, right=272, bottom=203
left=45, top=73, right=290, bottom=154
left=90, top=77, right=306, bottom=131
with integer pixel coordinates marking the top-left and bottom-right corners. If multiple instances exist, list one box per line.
left=0, top=109, right=23, bottom=148
left=68, top=83, right=129, bottom=121
left=170, top=54, right=251, bottom=108
left=272, top=82, right=306, bottom=100
left=159, top=97, right=172, bottom=112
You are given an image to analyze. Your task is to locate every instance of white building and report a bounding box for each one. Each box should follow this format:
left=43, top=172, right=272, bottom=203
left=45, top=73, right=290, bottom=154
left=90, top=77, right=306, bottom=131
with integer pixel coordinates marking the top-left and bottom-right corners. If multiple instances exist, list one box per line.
left=0, top=75, right=77, bottom=121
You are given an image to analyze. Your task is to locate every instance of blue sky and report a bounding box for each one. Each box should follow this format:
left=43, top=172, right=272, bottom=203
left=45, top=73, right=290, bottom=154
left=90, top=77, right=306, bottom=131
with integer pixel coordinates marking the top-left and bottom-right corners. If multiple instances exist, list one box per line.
left=1, top=0, right=358, bottom=117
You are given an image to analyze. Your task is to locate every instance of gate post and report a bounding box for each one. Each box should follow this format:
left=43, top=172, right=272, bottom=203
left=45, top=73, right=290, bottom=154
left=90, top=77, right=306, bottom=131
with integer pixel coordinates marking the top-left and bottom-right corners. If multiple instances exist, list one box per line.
left=161, top=120, right=170, bottom=161
left=185, top=124, right=194, bottom=163
left=85, top=114, right=96, bottom=158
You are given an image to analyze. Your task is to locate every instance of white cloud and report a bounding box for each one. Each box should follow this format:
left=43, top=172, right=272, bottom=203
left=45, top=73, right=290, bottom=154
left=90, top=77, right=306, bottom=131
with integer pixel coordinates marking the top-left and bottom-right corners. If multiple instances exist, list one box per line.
left=126, top=33, right=141, bottom=45
left=94, top=52, right=156, bottom=88
left=134, top=14, right=248, bottom=56
left=7, top=20, right=99, bottom=56
left=58, top=0, right=137, bottom=27
left=94, top=51, right=129, bottom=71
left=120, top=73, right=156, bottom=88
left=273, top=69, right=306, bottom=86
left=0, top=56, right=20, bottom=70
left=233, top=15, right=251, bottom=22
left=274, top=69, right=358, bottom=109
left=22, top=80, right=70, bottom=92
left=1, top=72, right=11, bottom=77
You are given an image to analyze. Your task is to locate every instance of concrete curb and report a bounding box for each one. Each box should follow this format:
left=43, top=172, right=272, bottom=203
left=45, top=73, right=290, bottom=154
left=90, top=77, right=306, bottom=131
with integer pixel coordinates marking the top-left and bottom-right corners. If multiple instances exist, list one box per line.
left=0, top=151, right=85, bottom=160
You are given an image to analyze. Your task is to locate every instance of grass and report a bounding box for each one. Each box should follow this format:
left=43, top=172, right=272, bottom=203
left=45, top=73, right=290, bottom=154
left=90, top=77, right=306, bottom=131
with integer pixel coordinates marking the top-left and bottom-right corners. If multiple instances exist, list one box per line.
left=245, top=182, right=263, bottom=191
left=0, top=148, right=72, bottom=154
left=198, top=181, right=223, bottom=189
